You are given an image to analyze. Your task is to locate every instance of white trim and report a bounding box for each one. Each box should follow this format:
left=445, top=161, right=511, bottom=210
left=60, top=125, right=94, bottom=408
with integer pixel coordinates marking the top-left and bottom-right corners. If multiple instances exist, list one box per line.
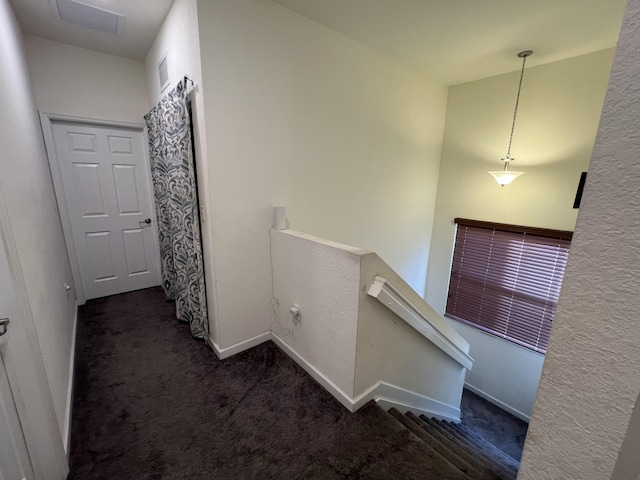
left=208, top=330, right=463, bottom=421
left=63, top=302, right=78, bottom=456
left=271, top=332, right=462, bottom=421
left=270, top=332, right=357, bottom=412
left=367, top=276, right=473, bottom=369
left=208, top=332, right=271, bottom=360
left=464, top=383, right=531, bottom=423
left=40, top=112, right=145, bottom=131
left=0, top=181, right=68, bottom=478
left=355, top=381, right=461, bottom=422
left=39, top=112, right=161, bottom=304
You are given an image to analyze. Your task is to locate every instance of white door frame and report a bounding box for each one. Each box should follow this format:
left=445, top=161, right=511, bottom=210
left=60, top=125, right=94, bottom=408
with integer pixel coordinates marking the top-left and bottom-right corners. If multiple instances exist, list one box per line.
left=0, top=181, right=68, bottom=479
left=40, top=112, right=161, bottom=305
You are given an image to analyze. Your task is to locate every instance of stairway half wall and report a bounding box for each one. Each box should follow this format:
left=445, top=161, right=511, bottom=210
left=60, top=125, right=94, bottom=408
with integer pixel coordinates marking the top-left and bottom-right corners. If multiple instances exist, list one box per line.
left=270, top=229, right=472, bottom=420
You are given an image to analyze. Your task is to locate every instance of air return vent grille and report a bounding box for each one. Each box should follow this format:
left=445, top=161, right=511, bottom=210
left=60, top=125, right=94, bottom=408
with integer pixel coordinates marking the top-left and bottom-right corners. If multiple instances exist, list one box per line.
left=158, top=56, right=170, bottom=92
left=52, top=0, right=125, bottom=35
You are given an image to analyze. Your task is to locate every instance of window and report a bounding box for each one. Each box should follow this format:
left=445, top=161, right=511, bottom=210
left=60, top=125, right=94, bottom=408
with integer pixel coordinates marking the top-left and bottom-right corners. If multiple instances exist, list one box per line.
left=445, top=218, right=572, bottom=354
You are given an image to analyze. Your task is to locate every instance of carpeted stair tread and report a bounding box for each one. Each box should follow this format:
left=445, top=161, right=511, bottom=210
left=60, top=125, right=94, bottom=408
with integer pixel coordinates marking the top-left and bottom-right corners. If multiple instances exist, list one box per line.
left=433, top=418, right=519, bottom=478
left=418, top=415, right=514, bottom=480
left=460, top=390, right=528, bottom=462
left=407, top=413, right=508, bottom=480
left=375, top=407, right=476, bottom=480
left=405, top=412, right=506, bottom=480
left=388, top=409, right=489, bottom=480
left=430, top=417, right=516, bottom=480
left=427, top=417, right=517, bottom=479
left=452, top=421, right=520, bottom=471
left=334, top=402, right=475, bottom=480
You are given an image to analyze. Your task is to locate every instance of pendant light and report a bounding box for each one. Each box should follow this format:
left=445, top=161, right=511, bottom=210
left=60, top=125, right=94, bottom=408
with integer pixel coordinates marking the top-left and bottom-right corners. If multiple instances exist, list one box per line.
left=489, top=50, right=532, bottom=186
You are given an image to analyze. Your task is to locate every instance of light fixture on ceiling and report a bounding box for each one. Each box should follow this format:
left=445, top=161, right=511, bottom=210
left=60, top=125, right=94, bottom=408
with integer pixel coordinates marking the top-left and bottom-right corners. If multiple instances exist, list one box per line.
left=489, top=50, right=533, bottom=186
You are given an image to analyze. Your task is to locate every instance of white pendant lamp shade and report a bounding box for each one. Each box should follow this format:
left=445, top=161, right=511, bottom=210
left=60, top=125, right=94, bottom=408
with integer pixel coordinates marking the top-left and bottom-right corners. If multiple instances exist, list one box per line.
left=488, top=170, right=524, bottom=186
left=489, top=154, right=524, bottom=186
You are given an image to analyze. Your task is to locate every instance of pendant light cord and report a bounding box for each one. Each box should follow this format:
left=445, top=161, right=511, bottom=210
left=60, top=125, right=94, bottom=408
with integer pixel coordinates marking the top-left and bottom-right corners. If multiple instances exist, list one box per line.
left=506, top=53, right=529, bottom=158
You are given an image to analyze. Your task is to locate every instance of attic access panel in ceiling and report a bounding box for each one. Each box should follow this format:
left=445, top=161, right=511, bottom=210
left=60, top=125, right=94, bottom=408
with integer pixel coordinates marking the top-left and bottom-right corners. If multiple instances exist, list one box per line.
left=50, top=0, right=125, bottom=35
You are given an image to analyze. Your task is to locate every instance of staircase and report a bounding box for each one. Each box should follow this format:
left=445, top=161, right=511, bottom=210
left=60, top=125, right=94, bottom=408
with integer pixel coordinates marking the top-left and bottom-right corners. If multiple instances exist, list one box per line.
left=386, top=407, right=520, bottom=480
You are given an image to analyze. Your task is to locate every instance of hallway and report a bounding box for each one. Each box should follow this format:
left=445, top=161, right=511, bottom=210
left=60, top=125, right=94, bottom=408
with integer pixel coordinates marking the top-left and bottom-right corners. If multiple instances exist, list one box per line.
left=69, top=288, right=528, bottom=479
left=69, top=287, right=475, bottom=479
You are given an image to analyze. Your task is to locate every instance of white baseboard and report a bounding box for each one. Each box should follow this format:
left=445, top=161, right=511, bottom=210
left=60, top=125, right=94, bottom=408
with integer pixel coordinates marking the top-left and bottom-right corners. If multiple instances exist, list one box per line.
left=208, top=329, right=463, bottom=422
left=464, top=382, right=531, bottom=423
left=354, top=381, right=461, bottom=422
left=270, top=332, right=461, bottom=421
left=270, top=332, right=357, bottom=412
left=208, top=332, right=271, bottom=360
left=63, top=301, right=78, bottom=456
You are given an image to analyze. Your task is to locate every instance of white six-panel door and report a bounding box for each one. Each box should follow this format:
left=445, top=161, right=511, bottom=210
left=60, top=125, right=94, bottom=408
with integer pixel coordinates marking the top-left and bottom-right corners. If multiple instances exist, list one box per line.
left=50, top=121, right=161, bottom=300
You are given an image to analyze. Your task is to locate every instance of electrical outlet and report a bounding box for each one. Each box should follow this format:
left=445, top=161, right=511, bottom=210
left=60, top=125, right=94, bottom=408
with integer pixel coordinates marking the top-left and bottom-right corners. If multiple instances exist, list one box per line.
left=289, top=304, right=300, bottom=324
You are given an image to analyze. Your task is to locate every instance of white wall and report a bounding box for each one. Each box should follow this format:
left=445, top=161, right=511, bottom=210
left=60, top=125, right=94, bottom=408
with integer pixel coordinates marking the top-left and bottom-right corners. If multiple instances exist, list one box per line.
left=425, top=49, right=615, bottom=419
left=271, top=229, right=364, bottom=399
left=144, top=0, right=202, bottom=105
left=519, top=0, right=640, bottom=476
left=357, top=253, right=468, bottom=412
left=453, top=323, right=543, bottom=421
left=0, top=2, right=76, bottom=437
left=271, top=228, right=469, bottom=419
left=144, top=0, right=219, bottom=344
left=24, top=35, right=149, bottom=123
left=197, top=0, right=448, bottom=349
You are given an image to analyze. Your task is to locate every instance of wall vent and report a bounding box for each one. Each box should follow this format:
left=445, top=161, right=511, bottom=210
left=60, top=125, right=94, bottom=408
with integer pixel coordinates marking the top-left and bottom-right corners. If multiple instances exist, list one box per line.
left=158, top=55, right=170, bottom=92
left=51, top=0, right=125, bottom=35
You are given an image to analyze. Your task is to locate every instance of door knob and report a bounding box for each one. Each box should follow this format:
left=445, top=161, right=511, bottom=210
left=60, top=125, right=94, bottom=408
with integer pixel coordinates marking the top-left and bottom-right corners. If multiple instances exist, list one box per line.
left=139, top=218, right=152, bottom=226
left=0, top=318, right=9, bottom=337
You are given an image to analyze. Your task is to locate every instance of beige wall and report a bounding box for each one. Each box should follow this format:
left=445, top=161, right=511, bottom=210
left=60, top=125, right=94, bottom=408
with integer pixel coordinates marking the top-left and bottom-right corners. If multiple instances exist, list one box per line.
left=0, top=4, right=76, bottom=437
left=197, top=0, right=448, bottom=349
left=24, top=35, right=149, bottom=123
left=519, top=0, right=640, bottom=476
left=425, top=49, right=615, bottom=419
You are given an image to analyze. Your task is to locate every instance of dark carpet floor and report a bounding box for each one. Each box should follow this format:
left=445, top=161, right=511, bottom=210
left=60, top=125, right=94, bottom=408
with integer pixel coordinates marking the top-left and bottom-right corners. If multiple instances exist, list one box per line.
left=460, top=390, right=528, bottom=462
left=68, top=286, right=526, bottom=479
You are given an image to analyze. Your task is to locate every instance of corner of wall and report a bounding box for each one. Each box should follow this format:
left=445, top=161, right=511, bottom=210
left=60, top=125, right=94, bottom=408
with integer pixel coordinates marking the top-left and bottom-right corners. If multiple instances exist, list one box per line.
left=144, top=0, right=220, bottom=346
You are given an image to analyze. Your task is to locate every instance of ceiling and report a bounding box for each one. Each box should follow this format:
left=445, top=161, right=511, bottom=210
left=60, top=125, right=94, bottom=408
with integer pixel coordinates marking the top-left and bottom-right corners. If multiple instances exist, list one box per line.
left=271, top=0, right=627, bottom=85
left=9, top=0, right=174, bottom=60
left=9, top=0, right=627, bottom=84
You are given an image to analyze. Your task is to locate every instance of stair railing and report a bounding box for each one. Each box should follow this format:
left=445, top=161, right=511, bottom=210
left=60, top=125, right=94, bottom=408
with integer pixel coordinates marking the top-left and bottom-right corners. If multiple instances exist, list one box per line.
left=367, top=276, right=473, bottom=370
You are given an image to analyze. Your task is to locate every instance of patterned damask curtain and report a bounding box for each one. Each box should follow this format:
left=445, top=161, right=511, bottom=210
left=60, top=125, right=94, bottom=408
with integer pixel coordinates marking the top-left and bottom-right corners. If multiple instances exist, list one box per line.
left=144, top=81, right=208, bottom=340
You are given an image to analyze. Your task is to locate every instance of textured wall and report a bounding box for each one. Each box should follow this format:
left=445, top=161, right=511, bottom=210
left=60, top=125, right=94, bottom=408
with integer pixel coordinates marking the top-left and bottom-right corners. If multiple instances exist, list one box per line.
left=271, top=228, right=469, bottom=413
left=196, top=0, right=448, bottom=349
left=425, top=49, right=615, bottom=420
left=518, top=0, right=640, bottom=477
left=270, top=229, right=364, bottom=398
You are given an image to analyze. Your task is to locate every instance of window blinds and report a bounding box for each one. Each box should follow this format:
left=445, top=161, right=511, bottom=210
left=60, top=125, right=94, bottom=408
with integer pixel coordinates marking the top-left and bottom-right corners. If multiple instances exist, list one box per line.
left=445, top=219, right=571, bottom=353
